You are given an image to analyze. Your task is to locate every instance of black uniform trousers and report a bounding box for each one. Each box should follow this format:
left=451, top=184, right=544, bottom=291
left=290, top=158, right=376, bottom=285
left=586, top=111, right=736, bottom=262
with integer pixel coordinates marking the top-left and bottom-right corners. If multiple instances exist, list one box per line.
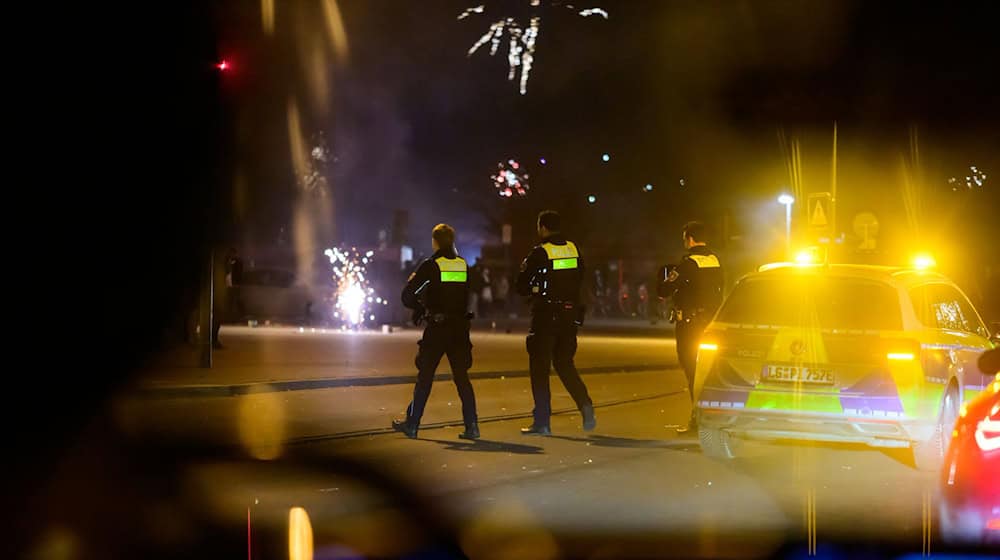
left=674, top=314, right=711, bottom=403
left=406, top=319, right=477, bottom=427
left=526, top=308, right=593, bottom=426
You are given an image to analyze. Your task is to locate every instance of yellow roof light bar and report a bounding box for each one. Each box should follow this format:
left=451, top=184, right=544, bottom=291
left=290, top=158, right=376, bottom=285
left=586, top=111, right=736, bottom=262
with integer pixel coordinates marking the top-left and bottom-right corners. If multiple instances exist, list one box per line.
left=911, top=253, right=936, bottom=271
left=758, top=262, right=790, bottom=272
left=757, top=247, right=826, bottom=272
left=794, top=249, right=818, bottom=265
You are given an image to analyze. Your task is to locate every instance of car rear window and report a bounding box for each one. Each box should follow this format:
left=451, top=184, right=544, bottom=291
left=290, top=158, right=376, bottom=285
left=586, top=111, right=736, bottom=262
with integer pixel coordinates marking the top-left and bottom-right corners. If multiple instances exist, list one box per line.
left=717, top=275, right=903, bottom=330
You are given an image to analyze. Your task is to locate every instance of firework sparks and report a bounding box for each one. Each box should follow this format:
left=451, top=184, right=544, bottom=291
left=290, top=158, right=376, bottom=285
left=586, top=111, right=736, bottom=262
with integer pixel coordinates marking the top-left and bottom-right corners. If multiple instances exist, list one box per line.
left=296, top=131, right=331, bottom=197
left=949, top=165, right=987, bottom=191
left=460, top=1, right=608, bottom=95
left=578, top=8, right=609, bottom=18
left=324, top=247, right=382, bottom=327
left=493, top=159, right=530, bottom=197
left=457, top=4, right=485, bottom=19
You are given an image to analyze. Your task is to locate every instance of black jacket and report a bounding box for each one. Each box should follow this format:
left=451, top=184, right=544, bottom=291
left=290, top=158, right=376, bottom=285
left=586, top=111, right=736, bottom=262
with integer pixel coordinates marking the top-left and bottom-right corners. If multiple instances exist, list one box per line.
left=401, top=249, right=469, bottom=316
left=660, top=245, right=723, bottom=315
left=516, top=234, right=585, bottom=312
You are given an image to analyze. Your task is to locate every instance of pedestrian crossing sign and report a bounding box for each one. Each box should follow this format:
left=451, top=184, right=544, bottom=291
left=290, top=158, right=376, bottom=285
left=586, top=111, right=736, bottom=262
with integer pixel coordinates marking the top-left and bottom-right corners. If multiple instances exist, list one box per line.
left=811, top=200, right=827, bottom=226
left=807, top=192, right=833, bottom=240
left=808, top=194, right=829, bottom=227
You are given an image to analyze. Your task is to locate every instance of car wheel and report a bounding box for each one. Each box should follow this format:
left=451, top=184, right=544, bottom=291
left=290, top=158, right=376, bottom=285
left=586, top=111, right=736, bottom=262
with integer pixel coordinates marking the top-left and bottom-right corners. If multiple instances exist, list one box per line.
left=912, top=387, right=958, bottom=471
left=698, top=426, right=741, bottom=460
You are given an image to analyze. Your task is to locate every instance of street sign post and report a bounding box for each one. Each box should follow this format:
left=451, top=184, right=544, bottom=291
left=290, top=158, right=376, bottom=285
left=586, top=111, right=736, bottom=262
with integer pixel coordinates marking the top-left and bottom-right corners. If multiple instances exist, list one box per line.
left=807, top=192, right=833, bottom=242
left=501, top=224, right=512, bottom=288
left=199, top=249, right=214, bottom=368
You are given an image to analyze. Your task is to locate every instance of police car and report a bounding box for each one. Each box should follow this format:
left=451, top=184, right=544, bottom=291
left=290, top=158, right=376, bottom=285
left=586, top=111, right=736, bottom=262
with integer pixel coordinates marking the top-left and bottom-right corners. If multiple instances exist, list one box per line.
left=693, top=261, right=996, bottom=470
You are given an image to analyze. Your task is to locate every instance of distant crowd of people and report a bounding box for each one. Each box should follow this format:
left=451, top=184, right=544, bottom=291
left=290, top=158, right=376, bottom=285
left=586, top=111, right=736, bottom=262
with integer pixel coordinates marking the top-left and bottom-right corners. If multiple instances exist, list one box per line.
left=402, top=258, right=671, bottom=323
left=590, top=269, right=668, bottom=322
left=467, top=261, right=511, bottom=319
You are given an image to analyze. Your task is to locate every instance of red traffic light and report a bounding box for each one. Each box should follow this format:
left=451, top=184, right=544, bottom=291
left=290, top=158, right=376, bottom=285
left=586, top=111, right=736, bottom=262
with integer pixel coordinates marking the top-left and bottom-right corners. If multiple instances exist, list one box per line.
left=216, top=60, right=230, bottom=71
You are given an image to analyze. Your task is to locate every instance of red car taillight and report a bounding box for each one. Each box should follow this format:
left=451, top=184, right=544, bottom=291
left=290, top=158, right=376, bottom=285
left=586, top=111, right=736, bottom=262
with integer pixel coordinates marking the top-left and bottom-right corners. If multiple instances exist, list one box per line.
left=974, top=401, right=1000, bottom=452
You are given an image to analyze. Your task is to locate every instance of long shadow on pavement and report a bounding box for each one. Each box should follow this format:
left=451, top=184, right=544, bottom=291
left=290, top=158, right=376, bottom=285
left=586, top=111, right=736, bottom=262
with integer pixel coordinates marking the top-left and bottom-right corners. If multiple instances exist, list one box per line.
left=549, top=434, right=702, bottom=451
left=423, top=438, right=544, bottom=455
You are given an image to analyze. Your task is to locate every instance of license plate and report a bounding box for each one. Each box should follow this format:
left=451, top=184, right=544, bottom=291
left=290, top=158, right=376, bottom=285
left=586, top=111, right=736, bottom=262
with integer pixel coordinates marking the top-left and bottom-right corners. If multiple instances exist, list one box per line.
left=764, top=365, right=835, bottom=384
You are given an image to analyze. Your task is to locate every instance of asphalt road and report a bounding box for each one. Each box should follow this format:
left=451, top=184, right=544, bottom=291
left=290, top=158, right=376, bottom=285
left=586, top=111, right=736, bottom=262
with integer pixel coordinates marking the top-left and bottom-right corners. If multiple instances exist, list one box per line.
left=111, top=326, right=947, bottom=558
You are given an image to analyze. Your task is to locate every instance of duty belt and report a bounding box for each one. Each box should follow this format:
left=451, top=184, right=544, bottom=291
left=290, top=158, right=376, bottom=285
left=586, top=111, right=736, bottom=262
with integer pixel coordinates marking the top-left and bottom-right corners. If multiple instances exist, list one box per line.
left=672, top=307, right=709, bottom=323
left=536, top=300, right=586, bottom=326
left=427, top=312, right=474, bottom=324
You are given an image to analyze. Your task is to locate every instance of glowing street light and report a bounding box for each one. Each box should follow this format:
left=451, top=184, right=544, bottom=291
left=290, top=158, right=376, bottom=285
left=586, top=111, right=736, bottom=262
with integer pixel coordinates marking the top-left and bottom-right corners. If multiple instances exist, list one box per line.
left=778, top=193, right=795, bottom=257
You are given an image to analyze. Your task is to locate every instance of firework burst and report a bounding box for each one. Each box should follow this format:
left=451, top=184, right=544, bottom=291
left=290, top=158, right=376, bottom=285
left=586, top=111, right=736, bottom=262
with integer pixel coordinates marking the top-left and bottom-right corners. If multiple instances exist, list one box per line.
left=324, top=247, right=385, bottom=328
left=493, top=159, right=530, bottom=197
left=299, top=131, right=332, bottom=197
left=459, top=1, right=608, bottom=95
left=949, top=165, right=987, bottom=191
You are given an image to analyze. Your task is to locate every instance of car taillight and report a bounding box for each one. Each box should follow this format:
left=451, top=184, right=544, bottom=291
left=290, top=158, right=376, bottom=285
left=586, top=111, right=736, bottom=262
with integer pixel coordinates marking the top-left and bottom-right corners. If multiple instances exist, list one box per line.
left=974, top=402, right=1000, bottom=452
left=883, top=339, right=921, bottom=363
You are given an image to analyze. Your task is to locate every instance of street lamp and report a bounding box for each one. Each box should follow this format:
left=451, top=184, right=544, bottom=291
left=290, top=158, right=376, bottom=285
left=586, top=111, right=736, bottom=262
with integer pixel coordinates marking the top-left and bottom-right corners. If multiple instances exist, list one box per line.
left=778, top=193, right=795, bottom=257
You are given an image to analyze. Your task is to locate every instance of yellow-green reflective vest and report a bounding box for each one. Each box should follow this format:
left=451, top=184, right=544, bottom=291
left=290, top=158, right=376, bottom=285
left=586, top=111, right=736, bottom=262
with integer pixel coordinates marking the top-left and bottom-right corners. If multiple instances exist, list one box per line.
left=435, top=256, right=468, bottom=283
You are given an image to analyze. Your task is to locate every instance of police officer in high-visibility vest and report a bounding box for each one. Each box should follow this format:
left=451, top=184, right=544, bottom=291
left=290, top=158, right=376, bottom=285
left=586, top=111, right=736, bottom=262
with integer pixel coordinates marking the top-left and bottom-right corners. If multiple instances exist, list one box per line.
left=517, top=210, right=596, bottom=436
left=393, top=224, right=479, bottom=440
left=659, top=221, right=723, bottom=433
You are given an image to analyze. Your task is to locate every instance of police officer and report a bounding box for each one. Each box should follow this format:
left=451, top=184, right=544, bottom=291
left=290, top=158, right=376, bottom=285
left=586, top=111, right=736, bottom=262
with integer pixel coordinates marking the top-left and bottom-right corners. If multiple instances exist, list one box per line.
left=392, top=224, right=479, bottom=440
left=517, top=210, right=596, bottom=436
left=660, top=221, right=723, bottom=433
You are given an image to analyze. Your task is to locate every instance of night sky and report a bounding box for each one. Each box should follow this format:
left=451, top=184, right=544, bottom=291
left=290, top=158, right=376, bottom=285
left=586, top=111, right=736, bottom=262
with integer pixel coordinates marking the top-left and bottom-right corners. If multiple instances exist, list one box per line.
left=215, top=0, right=998, bottom=270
